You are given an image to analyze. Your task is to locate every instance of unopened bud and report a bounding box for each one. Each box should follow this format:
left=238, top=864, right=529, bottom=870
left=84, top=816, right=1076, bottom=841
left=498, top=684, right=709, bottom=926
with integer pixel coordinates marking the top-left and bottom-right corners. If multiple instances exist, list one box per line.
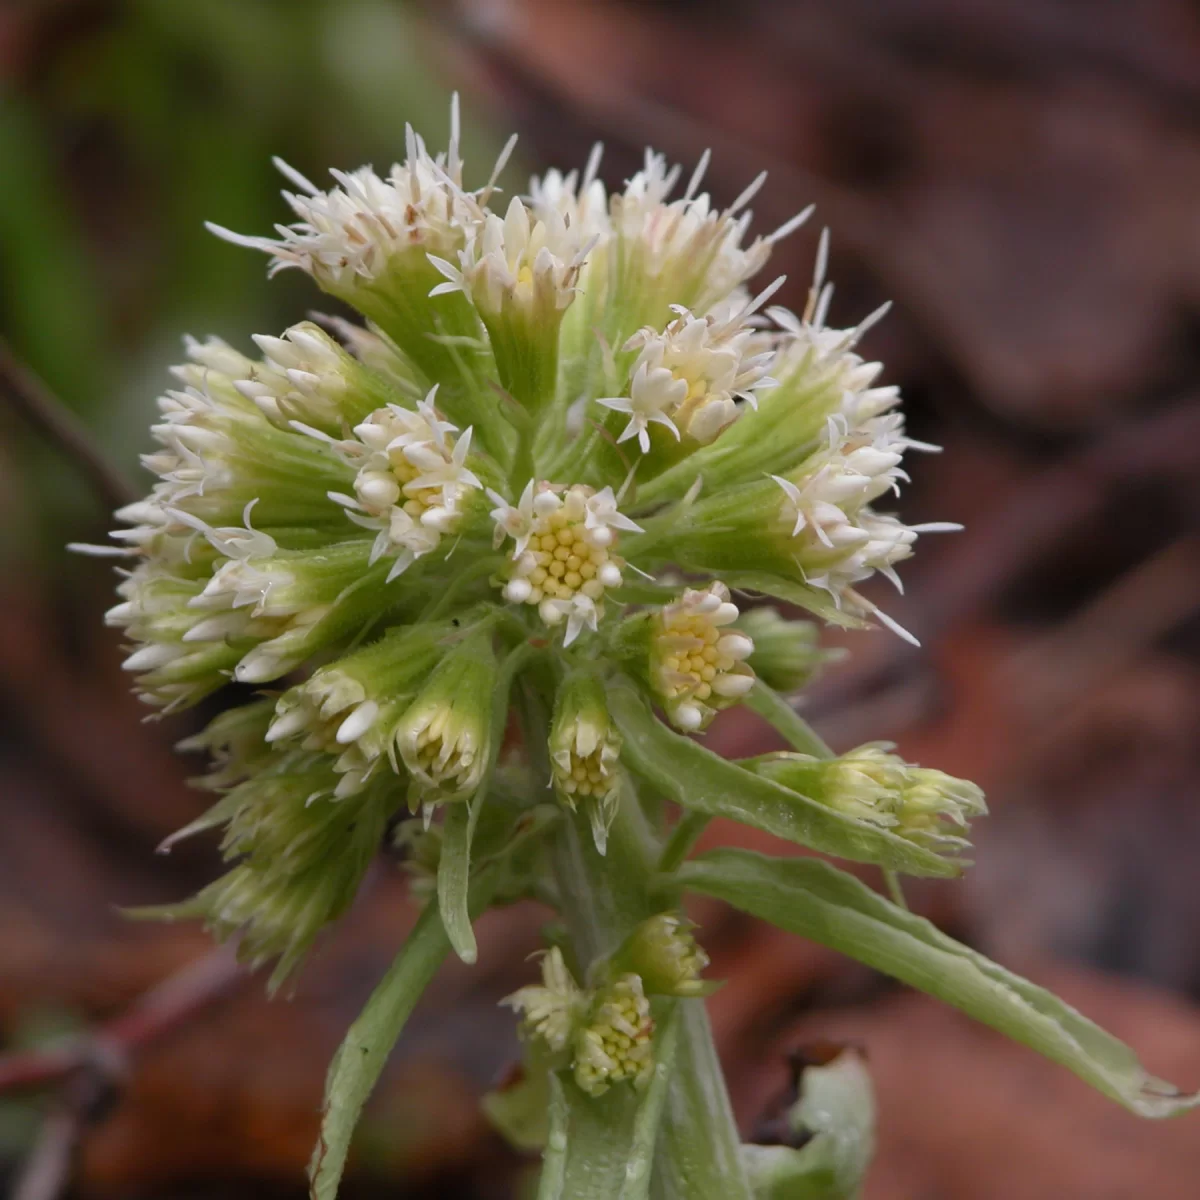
left=612, top=913, right=716, bottom=998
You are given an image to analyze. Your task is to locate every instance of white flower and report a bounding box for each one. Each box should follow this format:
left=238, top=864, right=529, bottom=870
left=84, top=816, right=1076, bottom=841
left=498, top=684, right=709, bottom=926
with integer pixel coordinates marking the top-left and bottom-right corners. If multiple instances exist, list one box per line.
left=651, top=582, right=755, bottom=732
left=491, top=483, right=641, bottom=645
left=502, top=947, right=584, bottom=1054
left=611, top=149, right=811, bottom=314
left=603, top=281, right=781, bottom=449
left=429, top=195, right=594, bottom=319
left=231, top=323, right=358, bottom=429
left=529, top=144, right=611, bottom=245
left=316, top=386, right=481, bottom=580
left=205, top=98, right=502, bottom=287
left=597, top=360, right=687, bottom=452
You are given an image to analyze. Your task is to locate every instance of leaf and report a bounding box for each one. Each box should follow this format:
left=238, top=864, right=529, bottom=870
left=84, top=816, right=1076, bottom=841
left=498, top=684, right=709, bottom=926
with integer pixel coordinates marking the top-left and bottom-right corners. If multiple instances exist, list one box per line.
left=437, top=642, right=536, bottom=963
left=652, top=999, right=755, bottom=1200
left=677, top=850, right=1200, bottom=1119
left=606, top=680, right=955, bottom=879
left=438, top=793, right=483, bottom=964
left=741, top=1048, right=875, bottom=1199
left=310, top=783, right=544, bottom=1200
left=620, top=1001, right=681, bottom=1200
left=536, top=1002, right=681, bottom=1200
left=308, top=902, right=451, bottom=1200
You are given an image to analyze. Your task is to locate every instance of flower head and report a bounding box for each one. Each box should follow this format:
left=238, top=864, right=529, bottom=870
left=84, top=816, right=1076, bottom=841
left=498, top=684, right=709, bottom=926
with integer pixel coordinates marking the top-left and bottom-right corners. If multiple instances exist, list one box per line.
left=573, top=974, right=655, bottom=1096
left=319, top=387, right=483, bottom=580
left=650, top=582, right=755, bottom=731
left=613, top=913, right=715, bottom=998
left=85, top=109, right=972, bottom=995
left=549, top=671, right=623, bottom=852
left=394, top=628, right=499, bottom=805
left=503, top=946, right=586, bottom=1055
left=490, top=483, right=641, bottom=645
left=749, top=745, right=987, bottom=863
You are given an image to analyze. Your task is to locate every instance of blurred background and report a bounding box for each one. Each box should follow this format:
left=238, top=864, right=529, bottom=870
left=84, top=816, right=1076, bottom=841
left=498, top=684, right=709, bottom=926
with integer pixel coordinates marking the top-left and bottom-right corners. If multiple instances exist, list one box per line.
left=3, top=0, right=1200, bottom=1196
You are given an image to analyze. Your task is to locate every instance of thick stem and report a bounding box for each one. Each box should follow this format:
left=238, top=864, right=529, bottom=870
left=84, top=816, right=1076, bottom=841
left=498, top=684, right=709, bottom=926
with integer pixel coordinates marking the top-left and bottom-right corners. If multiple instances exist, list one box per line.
left=548, top=804, right=752, bottom=1198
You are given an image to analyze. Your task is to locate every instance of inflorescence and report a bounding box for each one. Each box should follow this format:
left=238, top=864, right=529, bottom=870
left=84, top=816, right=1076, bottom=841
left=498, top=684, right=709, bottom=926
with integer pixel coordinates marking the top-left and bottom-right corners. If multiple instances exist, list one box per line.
left=80, top=99, right=981, bottom=1086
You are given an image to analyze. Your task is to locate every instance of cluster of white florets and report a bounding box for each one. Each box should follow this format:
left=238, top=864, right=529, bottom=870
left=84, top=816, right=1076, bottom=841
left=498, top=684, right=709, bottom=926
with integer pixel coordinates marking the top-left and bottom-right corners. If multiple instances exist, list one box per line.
left=490, top=483, right=641, bottom=645
left=207, top=110, right=493, bottom=285
left=430, top=194, right=594, bottom=320
left=604, top=289, right=779, bottom=450
left=650, top=582, right=756, bottom=731
left=318, top=389, right=482, bottom=580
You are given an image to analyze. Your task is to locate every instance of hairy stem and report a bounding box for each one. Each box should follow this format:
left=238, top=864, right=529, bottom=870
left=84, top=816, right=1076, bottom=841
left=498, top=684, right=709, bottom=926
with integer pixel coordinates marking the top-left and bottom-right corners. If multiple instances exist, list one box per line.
left=547, top=799, right=751, bottom=1198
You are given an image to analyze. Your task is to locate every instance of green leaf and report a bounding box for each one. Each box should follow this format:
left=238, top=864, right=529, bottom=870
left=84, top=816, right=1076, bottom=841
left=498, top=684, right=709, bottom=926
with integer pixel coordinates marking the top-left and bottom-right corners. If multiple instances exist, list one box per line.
left=678, top=850, right=1200, bottom=1119
left=536, top=1072, right=571, bottom=1200
left=438, top=794, right=484, bottom=964
left=308, top=902, right=451, bottom=1200
left=606, top=681, right=955, bottom=879
left=620, top=1001, right=681, bottom=1200
left=437, top=641, right=537, bottom=963
left=741, top=1048, right=874, bottom=1199
left=652, top=999, right=755, bottom=1200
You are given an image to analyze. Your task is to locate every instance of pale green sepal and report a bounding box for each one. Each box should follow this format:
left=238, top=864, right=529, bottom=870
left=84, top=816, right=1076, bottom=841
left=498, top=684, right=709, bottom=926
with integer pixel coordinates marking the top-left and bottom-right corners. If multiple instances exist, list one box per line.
left=678, top=850, right=1200, bottom=1119
left=606, top=680, right=956, bottom=878
left=741, top=1048, right=874, bottom=1200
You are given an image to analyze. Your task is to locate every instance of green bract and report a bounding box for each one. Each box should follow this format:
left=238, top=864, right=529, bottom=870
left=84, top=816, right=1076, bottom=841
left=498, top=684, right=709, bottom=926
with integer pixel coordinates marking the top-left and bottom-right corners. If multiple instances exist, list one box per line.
left=82, top=98, right=1196, bottom=1200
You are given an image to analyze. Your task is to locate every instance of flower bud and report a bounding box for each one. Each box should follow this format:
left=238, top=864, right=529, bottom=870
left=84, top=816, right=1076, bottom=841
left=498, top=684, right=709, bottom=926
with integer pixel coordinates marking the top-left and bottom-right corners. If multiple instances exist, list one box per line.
left=429, top=196, right=594, bottom=412
left=147, top=753, right=395, bottom=989
left=747, top=744, right=987, bottom=863
left=395, top=629, right=499, bottom=803
left=233, top=322, right=399, bottom=434
left=549, top=671, right=623, bottom=853
left=650, top=581, right=755, bottom=731
left=736, top=607, right=836, bottom=694
left=612, top=913, right=716, bottom=998
left=268, top=623, right=448, bottom=794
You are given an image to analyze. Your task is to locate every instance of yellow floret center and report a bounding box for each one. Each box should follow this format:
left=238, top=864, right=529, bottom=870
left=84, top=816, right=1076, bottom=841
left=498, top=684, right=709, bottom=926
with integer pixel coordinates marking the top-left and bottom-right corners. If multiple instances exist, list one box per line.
left=657, top=616, right=737, bottom=703
left=515, top=507, right=616, bottom=606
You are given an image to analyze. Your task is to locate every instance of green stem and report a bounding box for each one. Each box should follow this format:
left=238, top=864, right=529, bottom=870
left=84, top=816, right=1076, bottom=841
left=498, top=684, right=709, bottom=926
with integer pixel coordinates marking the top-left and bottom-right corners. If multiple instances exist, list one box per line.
left=658, top=811, right=712, bottom=875
left=746, top=681, right=833, bottom=758
left=547, top=807, right=752, bottom=1199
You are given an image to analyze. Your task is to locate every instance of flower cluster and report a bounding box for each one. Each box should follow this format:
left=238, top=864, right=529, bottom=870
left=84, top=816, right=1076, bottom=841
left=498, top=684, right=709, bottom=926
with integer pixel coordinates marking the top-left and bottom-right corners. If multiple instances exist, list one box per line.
left=747, top=745, right=987, bottom=861
left=82, top=100, right=969, bottom=989
left=504, top=913, right=711, bottom=1096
